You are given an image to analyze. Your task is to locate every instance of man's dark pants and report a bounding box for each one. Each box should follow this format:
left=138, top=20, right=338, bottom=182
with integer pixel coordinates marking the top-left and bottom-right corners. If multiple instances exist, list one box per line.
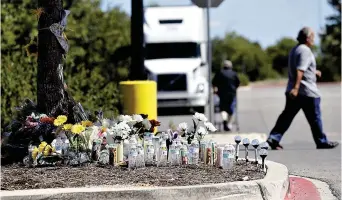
left=268, top=93, right=328, bottom=146
left=219, top=93, right=236, bottom=115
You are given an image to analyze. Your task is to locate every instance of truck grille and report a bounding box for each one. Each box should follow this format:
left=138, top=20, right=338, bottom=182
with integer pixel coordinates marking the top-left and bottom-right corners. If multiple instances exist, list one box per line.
left=157, top=74, right=187, bottom=91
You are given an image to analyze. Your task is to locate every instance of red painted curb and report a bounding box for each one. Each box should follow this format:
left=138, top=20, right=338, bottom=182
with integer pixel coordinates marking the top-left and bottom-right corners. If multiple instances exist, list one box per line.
left=284, top=177, right=320, bottom=200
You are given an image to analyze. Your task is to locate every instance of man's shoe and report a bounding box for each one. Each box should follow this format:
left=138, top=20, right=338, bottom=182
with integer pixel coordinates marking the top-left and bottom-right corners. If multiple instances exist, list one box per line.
left=223, top=121, right=231, bottom=132
left=316, top=141, right=339, bottom=149
left=267, top=139, right=283, bottom=150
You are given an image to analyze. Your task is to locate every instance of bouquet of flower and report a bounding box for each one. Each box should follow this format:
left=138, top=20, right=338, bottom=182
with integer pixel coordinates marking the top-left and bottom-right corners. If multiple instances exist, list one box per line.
left=178, top=112, right=217, bottom=144
left=107, top=114, right=161, bottom=142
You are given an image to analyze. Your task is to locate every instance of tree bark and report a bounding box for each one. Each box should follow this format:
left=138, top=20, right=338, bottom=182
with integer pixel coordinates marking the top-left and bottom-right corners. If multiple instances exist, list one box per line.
left=37, top=0, right=76, bottom=122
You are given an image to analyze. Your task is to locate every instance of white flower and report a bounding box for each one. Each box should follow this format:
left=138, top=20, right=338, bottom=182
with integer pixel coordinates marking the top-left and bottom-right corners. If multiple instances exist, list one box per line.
left=193, top=112, right=208, bottom=122
left=118, top=115, right=133, bottom=122
left=196, top=126, right=207, bottom=141
left=132, top=114, right=143, bottom=122
left=197, top=126, right=207, bottom=135
left=142, top=118, right=151, bottom=130
left=102, top=118, right=112, bottom=128
left=127, top=120, right=137, bottom=128
left=204, top=122, right=217, bottom=132
left=178, top=122, right=188, bottom=132
left=107, top=122, right=131, bottom=140
left=118, top=122, right=131, bottom=138
left=39, top=114, right=47, bottom=119
left=30, top=113, right=39, bottom=120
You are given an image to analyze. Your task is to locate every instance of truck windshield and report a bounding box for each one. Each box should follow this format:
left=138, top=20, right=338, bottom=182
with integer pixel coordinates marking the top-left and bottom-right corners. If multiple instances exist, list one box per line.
left=145, top=42, right=200, bottom=59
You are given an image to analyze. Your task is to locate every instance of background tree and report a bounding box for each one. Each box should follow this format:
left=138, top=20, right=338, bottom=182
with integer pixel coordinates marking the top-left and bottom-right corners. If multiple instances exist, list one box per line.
left=212, top=32, right=279, bottom=82
left=63, top=0, right=131, bottom=117
left=266, top=37, right=297, bottom=76
left=1, top=0, right=131, bottom=129
left=319, top=0, right=341, bottom=82
left=2, top=0, right=340, bottom=131
left=1, top=0, right=38, bottom=130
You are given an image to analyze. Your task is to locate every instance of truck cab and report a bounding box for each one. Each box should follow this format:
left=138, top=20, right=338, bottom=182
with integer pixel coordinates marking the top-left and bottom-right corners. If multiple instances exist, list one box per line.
left=144, top=5, right=209, bottom=112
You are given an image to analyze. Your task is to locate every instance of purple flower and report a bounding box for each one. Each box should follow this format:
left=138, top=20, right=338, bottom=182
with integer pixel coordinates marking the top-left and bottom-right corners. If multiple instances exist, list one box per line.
left=173, top=132, right=178, bottom=139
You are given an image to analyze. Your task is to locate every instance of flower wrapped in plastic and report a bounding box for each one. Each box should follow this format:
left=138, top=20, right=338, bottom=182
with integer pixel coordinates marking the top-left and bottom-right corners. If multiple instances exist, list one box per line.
left=180, top=112, right=217, bottom=144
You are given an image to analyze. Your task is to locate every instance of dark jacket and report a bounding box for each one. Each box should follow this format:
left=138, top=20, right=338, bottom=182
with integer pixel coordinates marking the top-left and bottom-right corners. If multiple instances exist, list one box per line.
left=212, top=68, right=240, bottom=96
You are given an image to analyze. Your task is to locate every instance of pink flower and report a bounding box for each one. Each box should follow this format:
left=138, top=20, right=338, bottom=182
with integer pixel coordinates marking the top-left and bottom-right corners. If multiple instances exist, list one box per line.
left=25, top=121, right=38, bottom=128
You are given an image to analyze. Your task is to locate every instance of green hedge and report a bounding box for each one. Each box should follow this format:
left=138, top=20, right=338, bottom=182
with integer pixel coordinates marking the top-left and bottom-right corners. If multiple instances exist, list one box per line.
left=238, top=73, right=250, bottom=86
left=1, top=0, right=131, bottom=130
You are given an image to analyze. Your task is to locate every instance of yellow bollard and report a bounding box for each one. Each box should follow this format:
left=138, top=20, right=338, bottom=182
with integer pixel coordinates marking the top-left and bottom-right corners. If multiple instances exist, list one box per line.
left=119, top=80, right=158, bottom=124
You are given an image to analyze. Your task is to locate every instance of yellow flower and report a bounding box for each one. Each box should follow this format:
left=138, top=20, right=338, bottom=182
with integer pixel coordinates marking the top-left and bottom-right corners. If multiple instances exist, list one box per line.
left=53, top=119, right=63, bottom=126
left=71, top=124, right=85, bottom=134
left=57, top=115, right=67, bottom=123
left=43, top=150, right=50, bottom=156
left=81, top=120, right=93, bottom=127
left=63, top=123, right=73, bottom=130
left=43, top=145, right=52, bottom=156
left=32, top=147, right=39, bottom=160
left=54, top=115, right=67, bottom=126
left=38, top=141, right=47, bottom=153
left=101, top=127, right=107, bottom=132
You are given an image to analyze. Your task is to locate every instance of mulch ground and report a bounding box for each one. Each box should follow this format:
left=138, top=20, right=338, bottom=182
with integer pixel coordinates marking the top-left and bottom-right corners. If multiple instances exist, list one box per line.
left=1, top=161, right=265, bottom=190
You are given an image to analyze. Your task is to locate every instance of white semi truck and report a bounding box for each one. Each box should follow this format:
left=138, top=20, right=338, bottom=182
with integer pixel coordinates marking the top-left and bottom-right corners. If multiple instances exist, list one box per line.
left=144, top=5, right=209, bottom=113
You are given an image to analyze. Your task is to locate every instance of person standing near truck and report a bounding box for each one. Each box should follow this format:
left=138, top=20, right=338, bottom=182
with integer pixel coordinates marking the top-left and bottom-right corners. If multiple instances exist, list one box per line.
left=212, top=60, right=240, bottom=131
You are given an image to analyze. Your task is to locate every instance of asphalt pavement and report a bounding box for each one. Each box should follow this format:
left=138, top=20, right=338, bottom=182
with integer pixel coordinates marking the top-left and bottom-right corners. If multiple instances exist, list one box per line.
left=157, top=83, right=341, bottom=199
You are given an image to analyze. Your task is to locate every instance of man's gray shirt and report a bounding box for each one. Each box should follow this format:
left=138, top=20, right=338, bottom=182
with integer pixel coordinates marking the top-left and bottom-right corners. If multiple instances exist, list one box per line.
left=286, top=44, right=321, bottom=98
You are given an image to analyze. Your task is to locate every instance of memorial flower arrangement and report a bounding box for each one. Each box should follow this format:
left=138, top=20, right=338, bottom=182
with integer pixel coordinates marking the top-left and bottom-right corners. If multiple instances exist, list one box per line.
left=2, top=107, right=269, bottom=172
left=21, top=112, right=161, bottom=166
left=3, top=102, right=229, bottom=169
left=178, top=112, right=217, bottom=144
left=107, top=114, right=161, bottom=142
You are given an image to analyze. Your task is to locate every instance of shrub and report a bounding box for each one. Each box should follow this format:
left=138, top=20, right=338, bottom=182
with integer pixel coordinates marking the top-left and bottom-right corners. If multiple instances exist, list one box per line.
left=238, top=73, right=250, bottom=86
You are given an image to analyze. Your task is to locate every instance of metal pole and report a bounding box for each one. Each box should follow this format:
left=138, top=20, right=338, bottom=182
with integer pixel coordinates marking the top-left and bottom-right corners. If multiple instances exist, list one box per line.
left=206, top=0, right=214, bottom=123
left=131, top=0, right=145, bottom=80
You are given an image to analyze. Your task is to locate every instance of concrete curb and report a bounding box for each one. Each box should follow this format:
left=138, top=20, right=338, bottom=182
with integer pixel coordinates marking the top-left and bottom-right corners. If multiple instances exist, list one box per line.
left=256, top=160, right=289, bottom=200
left=1, top=161, right=289, bottom=200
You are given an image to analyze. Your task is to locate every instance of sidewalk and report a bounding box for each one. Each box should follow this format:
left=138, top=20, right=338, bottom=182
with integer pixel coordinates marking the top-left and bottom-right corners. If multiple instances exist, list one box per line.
left=206, top=132, right=268, bottom=145
left=249, top=79, right=340, bottom=88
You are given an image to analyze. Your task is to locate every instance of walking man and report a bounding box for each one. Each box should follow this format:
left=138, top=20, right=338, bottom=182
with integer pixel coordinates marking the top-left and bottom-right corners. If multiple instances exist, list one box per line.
left=267, top=27, right=339, bottom=150
left=212, top=60, right=240, bottom=131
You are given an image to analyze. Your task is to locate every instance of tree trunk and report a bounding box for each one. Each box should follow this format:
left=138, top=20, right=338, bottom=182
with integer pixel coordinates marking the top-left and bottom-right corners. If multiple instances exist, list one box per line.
left=37, top=0, right=77, bottom=122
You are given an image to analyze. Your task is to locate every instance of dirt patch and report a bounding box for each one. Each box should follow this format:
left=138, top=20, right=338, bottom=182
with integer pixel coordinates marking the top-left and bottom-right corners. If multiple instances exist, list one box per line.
left=1, top=161, right=265, bottom=190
